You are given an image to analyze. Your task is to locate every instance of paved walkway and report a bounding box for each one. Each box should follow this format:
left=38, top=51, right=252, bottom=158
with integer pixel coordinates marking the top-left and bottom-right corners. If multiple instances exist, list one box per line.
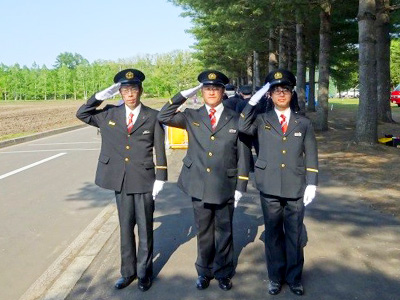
left=54, top=150, right=400, bottom=300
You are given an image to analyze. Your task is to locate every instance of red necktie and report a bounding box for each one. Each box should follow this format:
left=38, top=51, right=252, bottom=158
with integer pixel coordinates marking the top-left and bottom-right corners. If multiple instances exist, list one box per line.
left=280, top=113, right=288, bottom=134
left=127, top=112, right=134, bottom=132
left=209, top=108, right=216, bottom=131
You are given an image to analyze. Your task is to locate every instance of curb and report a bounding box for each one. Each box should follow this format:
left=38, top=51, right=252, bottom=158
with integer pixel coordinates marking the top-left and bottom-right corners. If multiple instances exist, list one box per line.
left=0, top=124, right=88, bottom=149
left=19, top=202, right=118, bottom=300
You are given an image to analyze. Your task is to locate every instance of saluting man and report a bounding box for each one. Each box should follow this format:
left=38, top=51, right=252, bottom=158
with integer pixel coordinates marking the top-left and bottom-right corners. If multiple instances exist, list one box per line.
left=76, top=69, right=167, bottom=292
left=157, top=70, right=251, bottom=291
left=238, top=69, right=318, bottom=296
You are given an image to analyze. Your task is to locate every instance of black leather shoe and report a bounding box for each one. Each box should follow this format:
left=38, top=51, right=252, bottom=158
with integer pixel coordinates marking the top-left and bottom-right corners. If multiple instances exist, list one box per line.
left=114, top=275, right=136, bottom=289
left=268, top=280, right=282, bottom=295
left=196, top=276, right=211, bottom=290
left=289, top=283, right=304, bottom=296
left=138, top=277, right=152, bottom=291
left=218, top=277, right=232, bottom=291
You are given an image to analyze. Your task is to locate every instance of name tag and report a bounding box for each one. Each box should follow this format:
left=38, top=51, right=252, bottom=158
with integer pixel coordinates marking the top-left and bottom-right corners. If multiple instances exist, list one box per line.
left=294, top=132, right=302, bottom=137
left=192, top=122, right=200, bottom=127
left=108, top=120, right=116, bottom=126
left=229, top=129, right=237, bottom=133
left=142, top=130, right=151, bottom=135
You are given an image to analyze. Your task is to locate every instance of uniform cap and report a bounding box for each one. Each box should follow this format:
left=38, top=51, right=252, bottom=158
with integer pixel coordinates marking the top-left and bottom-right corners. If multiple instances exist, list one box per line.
left=198, top=70, right=229, bottom=86
left=264, top=69, right=296, bottom=88
left=114, top=69, right=145, bottom=85
left=239, top=85, right=252, bottom=95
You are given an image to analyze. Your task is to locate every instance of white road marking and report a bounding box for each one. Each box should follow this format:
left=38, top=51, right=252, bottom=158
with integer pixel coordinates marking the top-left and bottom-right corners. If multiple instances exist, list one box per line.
left=29, top=142, right=100, bottom=146
left=0, top=149, right=99, bottom=154
left=0, top=153, right=66, bottom=180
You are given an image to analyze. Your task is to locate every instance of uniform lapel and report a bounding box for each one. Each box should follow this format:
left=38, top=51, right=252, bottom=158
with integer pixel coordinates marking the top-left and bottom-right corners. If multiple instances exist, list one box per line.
left=115, top=105, right=127, bottom=133
left=285, top=110, right=300, bottom=136
left=213, top=108, right=233, bottom=134
left=198, top=105, right=213, bottom=132
left=263, top=110, right=282, bottom=135
left=130, top=104, right=149, bottom=134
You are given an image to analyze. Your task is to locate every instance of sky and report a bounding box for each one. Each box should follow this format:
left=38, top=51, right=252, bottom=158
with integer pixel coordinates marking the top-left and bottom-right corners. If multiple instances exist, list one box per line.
left=0, top=0, right=196, bottom=68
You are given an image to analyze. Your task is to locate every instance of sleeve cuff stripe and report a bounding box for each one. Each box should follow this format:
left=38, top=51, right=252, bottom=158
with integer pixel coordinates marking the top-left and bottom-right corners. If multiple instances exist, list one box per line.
left=156, top=166, right=168, bottom=169
left=306, top=168, right=318, bottom=173
left=168, top=99, right=173, bottom=104
left=238, top=176, right=249, bottom=180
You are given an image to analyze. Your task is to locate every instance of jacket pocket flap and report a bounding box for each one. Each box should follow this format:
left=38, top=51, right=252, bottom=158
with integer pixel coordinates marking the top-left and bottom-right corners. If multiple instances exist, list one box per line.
left=255, top=159, right=267, bottom=169
left=227, top=168, right=238, bottom=177
left=143, top=161, right=155, bottom=169
left=98, top=154, right=110, bottom=164
left=182, top=156, right=193, bottom=167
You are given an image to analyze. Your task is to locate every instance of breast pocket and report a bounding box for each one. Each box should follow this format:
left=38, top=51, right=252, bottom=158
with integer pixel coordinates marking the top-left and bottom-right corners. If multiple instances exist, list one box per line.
left=98, top=154, right=110, bottom=164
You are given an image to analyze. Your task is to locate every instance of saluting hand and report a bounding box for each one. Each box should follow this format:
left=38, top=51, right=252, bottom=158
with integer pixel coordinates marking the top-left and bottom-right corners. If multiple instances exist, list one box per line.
left=248, top=83, right=270, bottom=106
left=180, top=83, right=203, bottom=99
left=303, top=185, right=316, bottom=206
left=95, top=82, right=121, bottom=101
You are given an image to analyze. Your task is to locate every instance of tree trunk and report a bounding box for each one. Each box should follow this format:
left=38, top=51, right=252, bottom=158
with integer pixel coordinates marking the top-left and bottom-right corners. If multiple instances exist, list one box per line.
left=316, top=2, right=332, bottom=131
left=279, top=27, right=288, bottom=68
left=355, top=0, right=378, bottom=144
left=247, top=55, right=253, bottom=84
left=253, top=51, right=260, bottom=91
left=296, top=11, right=306, bottom=115
left=376, top=0, right=394, bottom=122
left=307, top=52, right=316, bottom=112
left=269, top=28, right=278, bottom=72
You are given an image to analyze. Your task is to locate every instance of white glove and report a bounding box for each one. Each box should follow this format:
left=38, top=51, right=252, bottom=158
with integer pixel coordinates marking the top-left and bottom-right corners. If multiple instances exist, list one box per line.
left=248, top=83, right=270, bottom=106
left=303, top=185, right=317, bottom=206
left=180, top=83, right=203, bottom=98
left=152, top=180, right=165, bottom=200
left=234, top=190, right=243, bottom=208
left=95, top=82, right=121, bottom=100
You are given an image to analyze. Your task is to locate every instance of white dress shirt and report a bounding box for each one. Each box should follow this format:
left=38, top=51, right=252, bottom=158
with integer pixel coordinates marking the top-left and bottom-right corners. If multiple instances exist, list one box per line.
left=205, top=102, right=224, bottom=127
left=274, top=107, right=291, bottom=125
left=125, top=104, right=141, bottom=126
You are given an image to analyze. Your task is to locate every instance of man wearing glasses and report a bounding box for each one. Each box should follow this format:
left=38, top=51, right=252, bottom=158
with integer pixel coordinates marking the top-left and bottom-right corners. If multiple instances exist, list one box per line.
left=76, top=69, right=167, bottom=292
left=157, top=70, right=251, bottom=291
left=238, top=69, right=318, bottom=296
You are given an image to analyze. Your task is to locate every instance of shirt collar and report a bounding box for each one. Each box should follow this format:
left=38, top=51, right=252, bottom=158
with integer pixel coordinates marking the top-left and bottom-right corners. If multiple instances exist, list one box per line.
left=125, top=103, right=141, bottom=116
left=205, top=102, right=224, bottom=114
left=274, top=107, right=290, bottom=119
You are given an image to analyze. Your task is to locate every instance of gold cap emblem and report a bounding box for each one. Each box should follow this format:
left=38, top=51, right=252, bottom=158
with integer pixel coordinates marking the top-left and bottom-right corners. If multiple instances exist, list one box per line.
left=125, top=71, right=134, bottom=79
left=208, top=73, right=217, bottom=80
left=274, top=72, right=283, bottom=79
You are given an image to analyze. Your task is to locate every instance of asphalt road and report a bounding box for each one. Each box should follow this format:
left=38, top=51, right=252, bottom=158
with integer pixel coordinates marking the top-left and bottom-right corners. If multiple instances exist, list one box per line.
left=0, top=126, right=114, bottom=300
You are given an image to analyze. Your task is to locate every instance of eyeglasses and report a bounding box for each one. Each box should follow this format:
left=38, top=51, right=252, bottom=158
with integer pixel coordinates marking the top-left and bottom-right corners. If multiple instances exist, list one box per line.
left=120, top=87, right=140, bottom=94
left=271, top=87, right=292, bottom=95
left=202, top=86, right=223, bottom=92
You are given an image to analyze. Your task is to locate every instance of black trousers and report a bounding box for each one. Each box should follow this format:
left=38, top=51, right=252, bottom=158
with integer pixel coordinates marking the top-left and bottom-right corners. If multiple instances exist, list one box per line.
left=115, top=187, right=154, bottom=279
left=192, top=199, right=234, bottom=279
left=260, top=192, right=305, bottom=285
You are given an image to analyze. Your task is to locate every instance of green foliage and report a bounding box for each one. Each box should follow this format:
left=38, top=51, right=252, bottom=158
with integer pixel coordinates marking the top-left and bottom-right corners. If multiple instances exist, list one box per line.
left=0, top=51, right=203, bottom=100
left=391, top=39, right=400, bottom=86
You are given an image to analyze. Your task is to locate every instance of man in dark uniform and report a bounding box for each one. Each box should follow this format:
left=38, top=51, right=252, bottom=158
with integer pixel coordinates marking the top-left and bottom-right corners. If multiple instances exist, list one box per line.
left=157, top=70, right=251, bottom=291
left=222, top=84, right=240, bottom=110
left=76, top=69, right=167, bottom=292
left=235, top=85, right=253, bottom=113
left=238, top=69, right=318, bottom=296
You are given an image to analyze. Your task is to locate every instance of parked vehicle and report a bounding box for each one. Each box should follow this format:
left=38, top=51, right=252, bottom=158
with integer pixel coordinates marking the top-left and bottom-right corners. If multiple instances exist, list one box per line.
left=390, top=84, right=400, bottom=107
left=336, top=87, right=359, bottom=98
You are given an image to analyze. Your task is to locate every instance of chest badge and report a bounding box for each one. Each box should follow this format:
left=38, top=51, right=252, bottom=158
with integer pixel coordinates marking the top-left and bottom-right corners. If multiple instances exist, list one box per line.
left=108, top=120, right=116, bottom=126
left=294, top=132, right=302, bottom=137
left=192, top=122, right=200, bottom=127
left=229, top=129, right=237, bottom=133
left=142, top=130, right=151, bottom=135
left=265, top=125, right=271, bottom=130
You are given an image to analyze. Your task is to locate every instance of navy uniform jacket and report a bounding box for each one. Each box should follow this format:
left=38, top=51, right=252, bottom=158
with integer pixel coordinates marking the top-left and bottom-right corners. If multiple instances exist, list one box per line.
left=76, top=95, right=167, bottom=194
left=157, top=93, right=251, bottom=205
left=238, top=104, right=318, bottom=198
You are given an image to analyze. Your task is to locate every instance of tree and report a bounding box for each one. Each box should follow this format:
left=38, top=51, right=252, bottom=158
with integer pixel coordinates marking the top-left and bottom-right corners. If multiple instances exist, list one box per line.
left=54, top=52, right=89, bottom=69
left=355, top=0, right=378, bottom=144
